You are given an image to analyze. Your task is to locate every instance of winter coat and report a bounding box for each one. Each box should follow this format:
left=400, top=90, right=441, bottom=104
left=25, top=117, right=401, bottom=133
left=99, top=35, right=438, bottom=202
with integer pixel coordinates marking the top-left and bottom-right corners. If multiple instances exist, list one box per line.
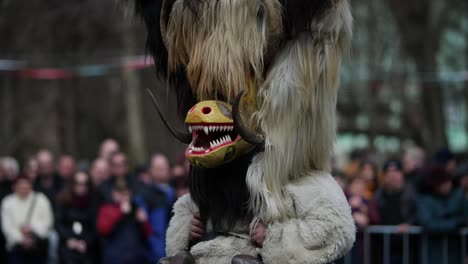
left=1, top=191, right=53, bottom=250
left=97, top=200, right=152, bottom=264
left=33, top=173, right=63, bottom=209
left=146, top=185, right=176, bottom=262
left=55, top=195, right=98, bottom=264
left=166, top=171, right=355, bottom=264
left=96, top=175, right=146, bottom=204
left=417, top=188, right=468, bottom=264
left=369, top=183, right=418, bottom=225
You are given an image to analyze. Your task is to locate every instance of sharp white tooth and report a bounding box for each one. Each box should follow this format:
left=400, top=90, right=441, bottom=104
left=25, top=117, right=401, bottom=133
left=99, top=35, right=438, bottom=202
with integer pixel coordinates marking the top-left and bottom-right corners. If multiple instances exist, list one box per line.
left=229, top=126, right=233, bottom=131
left=224, top=126, right=228, bottom=131
left=228, top=135, right=232, bottom=141
left=225, top=136, right=229, bottom=142
left=204, top=126, right=209, bottom=135
left=215, top=140, right=219, bottom=146
left=209, top=126, right=213, bottom=132
left=210, top=142, right=214, bottom=148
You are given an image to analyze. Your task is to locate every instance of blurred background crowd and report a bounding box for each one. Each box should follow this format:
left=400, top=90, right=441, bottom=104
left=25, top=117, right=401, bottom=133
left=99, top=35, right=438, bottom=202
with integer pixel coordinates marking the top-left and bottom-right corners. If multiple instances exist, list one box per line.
left=0, top=0, right=467, bottom=263
left=1, top=140, right=468, bottom=264
left=334, top=146, right=468, bottom=264
left=0, top=139, right=189, bottom=264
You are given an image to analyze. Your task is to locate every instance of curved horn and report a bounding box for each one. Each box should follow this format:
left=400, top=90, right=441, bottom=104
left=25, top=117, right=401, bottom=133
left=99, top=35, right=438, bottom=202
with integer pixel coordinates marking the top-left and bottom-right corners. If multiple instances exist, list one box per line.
left=233, top=91, right=265, bottom=147
left=147, top=89, right=192, bottom=144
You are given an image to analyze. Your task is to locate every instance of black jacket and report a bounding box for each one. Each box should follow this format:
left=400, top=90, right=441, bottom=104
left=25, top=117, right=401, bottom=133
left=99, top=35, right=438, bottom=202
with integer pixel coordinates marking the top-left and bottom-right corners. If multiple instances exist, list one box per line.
left=55, top=195, right=98, bottom=264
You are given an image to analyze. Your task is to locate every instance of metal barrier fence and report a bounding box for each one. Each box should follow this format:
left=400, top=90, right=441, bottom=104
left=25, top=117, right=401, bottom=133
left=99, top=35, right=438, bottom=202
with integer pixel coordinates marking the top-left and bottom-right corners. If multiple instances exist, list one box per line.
left=339, top=226, right=468, bottom=264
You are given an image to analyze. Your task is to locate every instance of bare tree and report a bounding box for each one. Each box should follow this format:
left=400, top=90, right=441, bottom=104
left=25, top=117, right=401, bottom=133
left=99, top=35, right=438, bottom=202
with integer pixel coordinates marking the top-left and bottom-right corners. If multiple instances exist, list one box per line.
left=384, top=0, right=467, bottom=152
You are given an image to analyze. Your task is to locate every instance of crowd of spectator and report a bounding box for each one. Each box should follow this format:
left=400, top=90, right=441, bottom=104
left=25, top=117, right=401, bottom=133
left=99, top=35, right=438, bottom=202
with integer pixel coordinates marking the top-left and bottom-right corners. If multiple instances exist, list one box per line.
left=335, top=147, right=468, bottom=264
left=1, top=142, right=468, bottom=264
left=0, top=139, right=189, bottom=264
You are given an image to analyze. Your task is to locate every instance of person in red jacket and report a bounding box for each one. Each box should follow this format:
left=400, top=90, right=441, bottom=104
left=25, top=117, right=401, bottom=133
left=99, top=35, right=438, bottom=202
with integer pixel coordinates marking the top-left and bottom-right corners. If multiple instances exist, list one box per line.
left=97, top=180, right=152, bottom=264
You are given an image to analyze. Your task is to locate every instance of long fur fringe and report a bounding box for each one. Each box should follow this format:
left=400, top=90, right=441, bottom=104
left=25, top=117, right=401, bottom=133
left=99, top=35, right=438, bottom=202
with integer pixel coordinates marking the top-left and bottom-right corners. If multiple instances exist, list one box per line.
left=247, top=0, right=352, bottom=222
left=166, top=0, right=283, bottom=102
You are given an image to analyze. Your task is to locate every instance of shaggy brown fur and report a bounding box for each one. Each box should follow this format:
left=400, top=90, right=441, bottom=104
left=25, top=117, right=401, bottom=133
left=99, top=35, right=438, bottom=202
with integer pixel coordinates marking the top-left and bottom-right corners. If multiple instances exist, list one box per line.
left=165, top=0, right=283, bottom=102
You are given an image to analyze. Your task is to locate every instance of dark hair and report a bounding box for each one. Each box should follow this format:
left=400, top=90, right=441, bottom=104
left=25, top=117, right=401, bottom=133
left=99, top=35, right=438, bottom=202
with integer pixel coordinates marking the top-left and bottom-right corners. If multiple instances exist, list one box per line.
left=57, top=172, right=93, bottom=205
left=112, top=179, right=131, bottom=193
left=425, top=165, right=452, bottom=191
left=280, top=0, right=333, bottom=39
left=382, top=159, right=403, bottom=173
left=13, top=175, right=31, bottom=185
left=190, top=152, right=255, bottom=232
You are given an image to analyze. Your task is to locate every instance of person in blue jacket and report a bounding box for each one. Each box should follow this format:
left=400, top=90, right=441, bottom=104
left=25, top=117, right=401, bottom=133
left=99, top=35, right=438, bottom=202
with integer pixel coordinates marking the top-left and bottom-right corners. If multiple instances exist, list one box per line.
left=147, top=154, right=176, bottom=262
left=417, top=165, right=467, bottom=264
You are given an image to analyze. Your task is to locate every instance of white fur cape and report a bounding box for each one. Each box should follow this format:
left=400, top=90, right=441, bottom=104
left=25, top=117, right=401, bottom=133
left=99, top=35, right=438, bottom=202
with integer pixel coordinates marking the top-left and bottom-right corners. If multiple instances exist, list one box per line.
left=166, top=171, right=355, bottom=264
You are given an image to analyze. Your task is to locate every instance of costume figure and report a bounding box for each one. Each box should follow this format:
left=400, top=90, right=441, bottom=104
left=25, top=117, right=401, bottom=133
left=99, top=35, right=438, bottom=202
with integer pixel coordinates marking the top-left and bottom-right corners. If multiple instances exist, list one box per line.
left=120, top=0, right=355, bottom=263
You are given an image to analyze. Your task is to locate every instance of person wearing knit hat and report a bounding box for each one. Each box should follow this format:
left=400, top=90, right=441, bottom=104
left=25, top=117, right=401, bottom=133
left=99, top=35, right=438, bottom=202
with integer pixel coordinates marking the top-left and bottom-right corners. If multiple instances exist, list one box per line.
left=417, top=164, right=466, bottom=264
left=424, top=165, right=453, bottom=195
left=433, top=148, right=457, bottom=175
left=382, top=159, right=403, bottom=173
left=368, top=158, right=418, bottom=263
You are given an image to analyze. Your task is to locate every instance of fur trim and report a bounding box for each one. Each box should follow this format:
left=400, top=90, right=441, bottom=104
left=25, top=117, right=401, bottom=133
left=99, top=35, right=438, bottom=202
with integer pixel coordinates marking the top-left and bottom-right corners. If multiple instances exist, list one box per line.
left=191, top=236, right=257, bottom=264
left=261, top=172, right=355, bottom=264
left=166, top=194, right=199, bottom=256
